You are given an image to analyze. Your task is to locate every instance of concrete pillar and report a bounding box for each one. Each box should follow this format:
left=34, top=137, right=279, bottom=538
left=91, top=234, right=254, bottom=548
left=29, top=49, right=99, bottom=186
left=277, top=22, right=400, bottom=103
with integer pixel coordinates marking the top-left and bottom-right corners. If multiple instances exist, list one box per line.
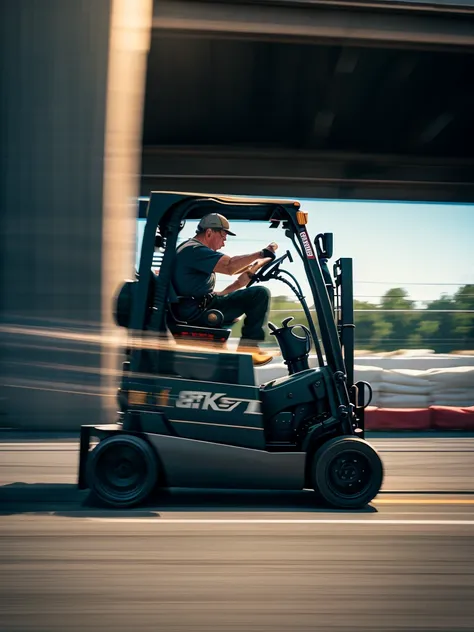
left=0, top=0, right=153, bottom=431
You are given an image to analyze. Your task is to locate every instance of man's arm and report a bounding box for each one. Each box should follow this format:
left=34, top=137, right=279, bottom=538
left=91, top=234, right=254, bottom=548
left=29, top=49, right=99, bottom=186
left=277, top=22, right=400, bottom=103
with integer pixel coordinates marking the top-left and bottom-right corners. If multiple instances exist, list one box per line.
left=213, top=243, right=278, bottom=276
left=214, top=271, right=253, bottom=296
left=213, top=258, right=272, bottom=296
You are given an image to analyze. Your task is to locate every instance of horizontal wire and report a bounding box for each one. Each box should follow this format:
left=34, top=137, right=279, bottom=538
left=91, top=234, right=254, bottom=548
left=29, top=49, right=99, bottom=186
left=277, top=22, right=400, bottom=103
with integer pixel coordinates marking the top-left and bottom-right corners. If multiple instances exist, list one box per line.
left=269, top=309, right=474, bottom=313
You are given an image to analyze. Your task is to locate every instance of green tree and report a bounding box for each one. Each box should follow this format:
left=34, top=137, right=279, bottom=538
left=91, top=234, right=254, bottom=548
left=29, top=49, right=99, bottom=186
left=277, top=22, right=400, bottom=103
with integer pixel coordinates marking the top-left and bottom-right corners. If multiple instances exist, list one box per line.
left=354, top=300, right=382, bottom=351
left=233, top=284, right=474, bottom=353
left=370, top=319, right=394, bottom=349
left=451, top=285, right=474, bottom=351
left=379, top=288, right=418, bottom=351
left=425, top=294, right=456, bottom=352
left=380, top=288, right=415, bottom=311
left=406, top=319, right=439, bottom=349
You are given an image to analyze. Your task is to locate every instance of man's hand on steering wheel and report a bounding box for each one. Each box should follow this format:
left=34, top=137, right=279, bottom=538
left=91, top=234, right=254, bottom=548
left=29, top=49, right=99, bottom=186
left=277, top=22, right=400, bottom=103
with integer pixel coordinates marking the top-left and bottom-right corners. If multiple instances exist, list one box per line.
left=260, top=242, right=278, bottom=260
left=246, top=248, right=293, bottom=288
left=235, top=243, right=279, bottom=289
left=237, top=257, right=272, bottom=288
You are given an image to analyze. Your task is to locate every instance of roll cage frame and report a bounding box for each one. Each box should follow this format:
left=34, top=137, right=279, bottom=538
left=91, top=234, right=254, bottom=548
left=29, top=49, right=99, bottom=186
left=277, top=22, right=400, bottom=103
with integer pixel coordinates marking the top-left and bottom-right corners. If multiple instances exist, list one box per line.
left=132, top=191, right=359, bottom=434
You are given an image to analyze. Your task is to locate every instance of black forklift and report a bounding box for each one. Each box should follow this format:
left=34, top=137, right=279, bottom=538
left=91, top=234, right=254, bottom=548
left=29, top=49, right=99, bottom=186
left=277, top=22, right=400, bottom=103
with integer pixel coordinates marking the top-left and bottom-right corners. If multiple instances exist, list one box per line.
left=78, top=192, right=382, bottom=509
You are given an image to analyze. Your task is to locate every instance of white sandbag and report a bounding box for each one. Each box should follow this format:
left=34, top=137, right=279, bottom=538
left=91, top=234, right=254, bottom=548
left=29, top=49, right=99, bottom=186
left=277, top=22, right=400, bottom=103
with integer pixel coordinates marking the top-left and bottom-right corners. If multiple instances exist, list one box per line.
left=426, top=366, right=474, bottom=388
left=378, top=393, right=431, bottom=408
left=430, top=387, right=473, bottom=397
left=354, top=365, right=385, bottom=387
left=355, top=355, right=474, bottom=370
left=431, top=388, right=474, bottom=406
left=380, top=368, right=429, bottom=387
left=432, top=397, right=474, bottom=407
left=379, top=381, right=432, bottom=396
left=354, top=366, right=383, bottom=400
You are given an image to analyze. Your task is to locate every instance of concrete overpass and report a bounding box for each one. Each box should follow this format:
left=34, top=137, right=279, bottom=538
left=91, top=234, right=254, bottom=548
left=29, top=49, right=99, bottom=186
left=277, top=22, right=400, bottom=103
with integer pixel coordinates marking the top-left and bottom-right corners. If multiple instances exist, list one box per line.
left=1, top=0, right=473, bottom=431
left=142, top=0, right=474, bottom=201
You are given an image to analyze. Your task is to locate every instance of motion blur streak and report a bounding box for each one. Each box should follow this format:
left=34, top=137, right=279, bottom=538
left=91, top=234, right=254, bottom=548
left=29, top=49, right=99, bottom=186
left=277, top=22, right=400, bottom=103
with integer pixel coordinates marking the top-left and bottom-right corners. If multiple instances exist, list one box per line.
left=0, top=324, right=248, bottom=353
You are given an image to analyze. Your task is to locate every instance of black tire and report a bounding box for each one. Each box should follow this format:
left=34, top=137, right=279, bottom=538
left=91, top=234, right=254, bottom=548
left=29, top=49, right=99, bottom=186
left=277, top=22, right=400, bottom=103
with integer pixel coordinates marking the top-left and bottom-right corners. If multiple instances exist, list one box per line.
left=86, top=434, right=158, bottom=508
left=311, top=436, right=383, bottom=509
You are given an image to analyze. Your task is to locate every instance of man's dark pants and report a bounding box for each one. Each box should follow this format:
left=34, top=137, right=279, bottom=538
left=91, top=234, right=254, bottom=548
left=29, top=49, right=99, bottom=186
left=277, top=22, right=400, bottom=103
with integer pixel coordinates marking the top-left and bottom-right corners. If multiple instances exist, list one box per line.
left=207, top=286, right=270, bottom=344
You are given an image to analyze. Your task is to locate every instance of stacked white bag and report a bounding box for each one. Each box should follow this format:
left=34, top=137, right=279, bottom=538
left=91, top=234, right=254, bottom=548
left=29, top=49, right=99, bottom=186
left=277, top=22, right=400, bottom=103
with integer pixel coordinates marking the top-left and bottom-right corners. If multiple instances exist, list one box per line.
left=352, top=365, right=383, bottom=405
left=256, top=357, right=474, bottom=408
left=426, top=367, right=474, bottom=407
left=373, top=368, right=431, bottom=408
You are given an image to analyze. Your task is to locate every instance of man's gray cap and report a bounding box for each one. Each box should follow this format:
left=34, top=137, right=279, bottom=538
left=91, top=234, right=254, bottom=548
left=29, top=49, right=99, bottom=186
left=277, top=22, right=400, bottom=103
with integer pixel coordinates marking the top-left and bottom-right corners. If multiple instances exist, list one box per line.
left=197, top=213, right=236, bottom=236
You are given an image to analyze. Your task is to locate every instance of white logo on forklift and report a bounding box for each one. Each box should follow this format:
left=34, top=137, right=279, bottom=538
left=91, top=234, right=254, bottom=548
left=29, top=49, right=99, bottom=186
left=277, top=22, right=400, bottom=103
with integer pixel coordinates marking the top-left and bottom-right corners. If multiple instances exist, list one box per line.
left=176, top=391, right=260, bottom=415
left=300, top=229, right=315, bottom=259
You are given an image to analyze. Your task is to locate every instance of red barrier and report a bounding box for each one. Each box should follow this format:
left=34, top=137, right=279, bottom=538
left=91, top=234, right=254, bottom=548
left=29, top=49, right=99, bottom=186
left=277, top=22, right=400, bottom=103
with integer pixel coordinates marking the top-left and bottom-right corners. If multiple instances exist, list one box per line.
left=430, top=406, right=474, bottom=431
left=365, top=407, right=431, bottom=431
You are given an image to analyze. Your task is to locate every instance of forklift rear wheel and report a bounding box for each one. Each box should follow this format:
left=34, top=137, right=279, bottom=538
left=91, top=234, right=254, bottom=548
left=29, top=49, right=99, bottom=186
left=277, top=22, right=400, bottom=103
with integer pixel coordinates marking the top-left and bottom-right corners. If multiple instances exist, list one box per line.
left=87, top=434, right=158, bottom=508
left=311, top=436, right=383, bottom=509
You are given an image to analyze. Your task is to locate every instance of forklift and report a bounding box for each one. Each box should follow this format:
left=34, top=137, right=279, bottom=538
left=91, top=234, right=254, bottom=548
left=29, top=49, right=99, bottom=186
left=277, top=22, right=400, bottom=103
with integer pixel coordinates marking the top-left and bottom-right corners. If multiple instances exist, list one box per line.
left=78, top=192, right=382, bottom=509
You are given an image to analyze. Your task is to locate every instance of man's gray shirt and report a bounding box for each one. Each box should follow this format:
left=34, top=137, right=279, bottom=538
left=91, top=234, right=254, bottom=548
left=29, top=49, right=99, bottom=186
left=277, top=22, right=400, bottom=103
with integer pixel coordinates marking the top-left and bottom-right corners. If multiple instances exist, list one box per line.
left=171, top=238, right=224, bottom=319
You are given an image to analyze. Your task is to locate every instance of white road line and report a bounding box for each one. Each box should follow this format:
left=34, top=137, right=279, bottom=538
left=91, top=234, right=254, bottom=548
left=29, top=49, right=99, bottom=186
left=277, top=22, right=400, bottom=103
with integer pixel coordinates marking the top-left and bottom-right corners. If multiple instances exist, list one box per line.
left=88, top=518, right=474, bottom=525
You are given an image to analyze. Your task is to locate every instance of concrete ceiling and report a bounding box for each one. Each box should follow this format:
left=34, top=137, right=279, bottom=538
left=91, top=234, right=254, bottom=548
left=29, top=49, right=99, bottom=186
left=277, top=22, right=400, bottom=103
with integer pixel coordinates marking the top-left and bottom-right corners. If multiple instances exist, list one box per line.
left=141, top=0, right=474, bottom=201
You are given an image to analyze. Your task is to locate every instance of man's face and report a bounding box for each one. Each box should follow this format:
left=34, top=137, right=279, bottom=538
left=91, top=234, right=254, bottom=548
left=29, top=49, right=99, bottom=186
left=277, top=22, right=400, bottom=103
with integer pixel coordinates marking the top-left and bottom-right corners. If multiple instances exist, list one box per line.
left=207, top=229, right=227, bottom=251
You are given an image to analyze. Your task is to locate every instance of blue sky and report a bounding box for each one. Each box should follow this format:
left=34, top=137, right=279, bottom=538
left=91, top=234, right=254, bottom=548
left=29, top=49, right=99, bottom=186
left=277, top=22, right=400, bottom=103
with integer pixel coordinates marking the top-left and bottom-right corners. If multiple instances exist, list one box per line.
left=138, top=199, right=474, bottom=307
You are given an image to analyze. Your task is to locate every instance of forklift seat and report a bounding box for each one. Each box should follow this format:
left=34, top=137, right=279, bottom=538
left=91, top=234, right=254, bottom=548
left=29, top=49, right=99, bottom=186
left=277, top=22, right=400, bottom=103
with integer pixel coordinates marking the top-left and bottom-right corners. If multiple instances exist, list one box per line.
left=168, top=310, right=230, bottom=343
left=167, top=306, right=231, bottom=343
left=166, top=279, right=233, bottom=343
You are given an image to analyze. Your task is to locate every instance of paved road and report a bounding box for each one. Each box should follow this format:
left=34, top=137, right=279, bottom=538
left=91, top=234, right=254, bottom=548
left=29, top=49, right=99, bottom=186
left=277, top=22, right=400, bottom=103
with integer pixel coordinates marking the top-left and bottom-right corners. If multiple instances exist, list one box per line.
left=1, top=500, right=474, bottom=632
left=1, top=436, right=473, bottom=492
left=1, top=438, right=474, bottom=631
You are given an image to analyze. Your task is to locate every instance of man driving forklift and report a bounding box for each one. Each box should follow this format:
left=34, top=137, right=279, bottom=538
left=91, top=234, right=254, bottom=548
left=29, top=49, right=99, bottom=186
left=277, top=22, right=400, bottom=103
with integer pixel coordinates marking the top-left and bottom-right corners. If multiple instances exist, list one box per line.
left=171, top=213, right=278, bottom=366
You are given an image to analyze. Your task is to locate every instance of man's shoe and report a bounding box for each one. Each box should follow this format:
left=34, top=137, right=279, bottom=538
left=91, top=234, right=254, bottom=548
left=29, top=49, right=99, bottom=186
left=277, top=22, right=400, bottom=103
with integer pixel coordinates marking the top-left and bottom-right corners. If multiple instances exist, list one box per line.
left=236, top=345, right=275, bottom=366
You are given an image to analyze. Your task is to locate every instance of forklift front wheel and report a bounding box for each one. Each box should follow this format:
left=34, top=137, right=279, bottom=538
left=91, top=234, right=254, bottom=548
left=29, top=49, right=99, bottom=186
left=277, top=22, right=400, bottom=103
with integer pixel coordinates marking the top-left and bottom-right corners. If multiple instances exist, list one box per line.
left=86, top=434, right=158, bottom=508
left=311, top=436, right=383, bottom=509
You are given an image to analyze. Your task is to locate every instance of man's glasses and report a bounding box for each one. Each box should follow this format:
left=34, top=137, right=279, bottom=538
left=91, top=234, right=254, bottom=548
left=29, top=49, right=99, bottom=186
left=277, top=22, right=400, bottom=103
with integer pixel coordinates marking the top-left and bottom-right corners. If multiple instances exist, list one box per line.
left=212, top=229, right=227, bottom=237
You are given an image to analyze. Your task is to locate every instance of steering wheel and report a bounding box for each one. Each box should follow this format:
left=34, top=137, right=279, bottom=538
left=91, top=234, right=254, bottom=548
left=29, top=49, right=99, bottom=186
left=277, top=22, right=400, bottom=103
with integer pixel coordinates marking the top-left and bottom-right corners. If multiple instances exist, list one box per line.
left=246, top=251, right=292, bottom=287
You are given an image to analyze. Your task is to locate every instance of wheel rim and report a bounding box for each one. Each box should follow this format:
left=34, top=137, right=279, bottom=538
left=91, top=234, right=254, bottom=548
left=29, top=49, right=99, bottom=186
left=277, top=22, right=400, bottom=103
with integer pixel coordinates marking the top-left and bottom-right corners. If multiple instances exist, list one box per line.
left=326, top=450, right=372, bottom=500
left=95, top=443, right=148, bottom=502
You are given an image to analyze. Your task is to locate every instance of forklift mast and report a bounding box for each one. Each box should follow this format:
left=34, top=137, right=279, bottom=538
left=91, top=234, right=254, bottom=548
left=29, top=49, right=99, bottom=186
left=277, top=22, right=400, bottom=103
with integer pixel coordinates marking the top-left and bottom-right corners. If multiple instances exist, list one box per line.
left=315, top=233, right=363, bottom=434
left=333, top=257, right=365, bottom=435
left=333, top=258, right=355, bottom=390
